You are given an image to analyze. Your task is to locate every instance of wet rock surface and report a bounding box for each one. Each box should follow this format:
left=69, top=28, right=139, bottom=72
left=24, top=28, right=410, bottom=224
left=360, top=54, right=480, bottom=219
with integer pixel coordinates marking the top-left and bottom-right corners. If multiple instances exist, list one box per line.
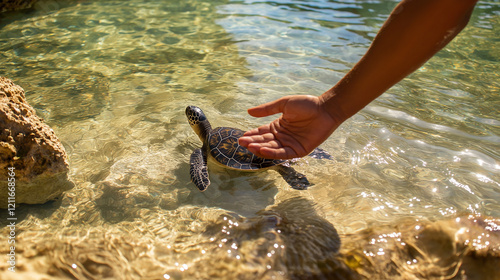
left=341, top=215, right=500, bottom=280
left=0, top=76, right=73, bottom=207
left=0, top=0, right=38, bottom=13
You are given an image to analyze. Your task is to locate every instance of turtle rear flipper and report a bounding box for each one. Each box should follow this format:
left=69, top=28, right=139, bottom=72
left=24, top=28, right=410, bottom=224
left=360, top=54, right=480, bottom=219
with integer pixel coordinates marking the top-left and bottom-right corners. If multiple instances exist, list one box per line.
left=276, top=165, right=311, bottom=190
left=309, top=147, right=333, bottom=160
left=190, top=148, right=210, bottom=191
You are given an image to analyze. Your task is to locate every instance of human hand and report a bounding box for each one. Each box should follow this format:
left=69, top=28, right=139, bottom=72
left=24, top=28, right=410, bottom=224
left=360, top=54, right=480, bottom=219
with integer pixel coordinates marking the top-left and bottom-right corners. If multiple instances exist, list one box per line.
left=238, top=95, right=341, bottom=159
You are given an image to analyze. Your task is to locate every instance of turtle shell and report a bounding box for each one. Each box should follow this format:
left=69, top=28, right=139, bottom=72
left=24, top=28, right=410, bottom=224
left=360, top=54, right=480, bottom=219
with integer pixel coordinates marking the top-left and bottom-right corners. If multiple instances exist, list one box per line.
left=207, top=127, right=283, bottom=170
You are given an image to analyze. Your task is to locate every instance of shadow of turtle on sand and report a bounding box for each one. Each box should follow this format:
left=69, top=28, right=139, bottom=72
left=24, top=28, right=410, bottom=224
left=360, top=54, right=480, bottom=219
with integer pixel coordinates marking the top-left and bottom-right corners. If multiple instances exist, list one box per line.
left=200, top=196, right=359, bottom=280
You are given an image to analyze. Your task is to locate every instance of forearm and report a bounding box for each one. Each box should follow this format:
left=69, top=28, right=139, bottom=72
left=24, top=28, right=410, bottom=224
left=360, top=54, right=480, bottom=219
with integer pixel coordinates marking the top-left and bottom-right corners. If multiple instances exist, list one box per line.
left=321, top=0, right=478, bottom=121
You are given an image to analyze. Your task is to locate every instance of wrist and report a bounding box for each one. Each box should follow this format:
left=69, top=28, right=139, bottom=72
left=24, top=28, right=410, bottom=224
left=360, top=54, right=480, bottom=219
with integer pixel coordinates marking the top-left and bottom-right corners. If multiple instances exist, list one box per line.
left=318, top=88, right=351, bottom=126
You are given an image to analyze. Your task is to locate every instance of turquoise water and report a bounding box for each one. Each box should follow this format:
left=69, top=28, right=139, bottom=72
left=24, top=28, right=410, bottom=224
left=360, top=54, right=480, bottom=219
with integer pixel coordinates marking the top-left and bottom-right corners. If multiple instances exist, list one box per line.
left=0, top=0, right=499, bottom=279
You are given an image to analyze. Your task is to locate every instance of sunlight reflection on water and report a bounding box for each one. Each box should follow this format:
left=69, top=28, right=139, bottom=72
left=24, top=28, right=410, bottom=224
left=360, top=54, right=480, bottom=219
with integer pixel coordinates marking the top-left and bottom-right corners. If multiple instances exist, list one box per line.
left=0, top=0, right=498, bottom=279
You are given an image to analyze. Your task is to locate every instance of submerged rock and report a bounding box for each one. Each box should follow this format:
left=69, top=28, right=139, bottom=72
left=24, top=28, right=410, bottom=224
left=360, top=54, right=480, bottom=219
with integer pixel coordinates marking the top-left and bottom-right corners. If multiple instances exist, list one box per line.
left=0, top=76, right=73, bottom=208
left=341, top=215, right=500, bottom=280
left=1, top=0, right=79, bottom=14
left=0, top=0, right=38, bottom=13
left=189, top=197, right=353, bottom=280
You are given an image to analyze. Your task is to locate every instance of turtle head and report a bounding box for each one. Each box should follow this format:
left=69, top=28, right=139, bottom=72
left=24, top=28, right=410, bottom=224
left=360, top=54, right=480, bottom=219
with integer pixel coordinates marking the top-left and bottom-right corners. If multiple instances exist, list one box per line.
left=186, top=106, right=212, bottom=142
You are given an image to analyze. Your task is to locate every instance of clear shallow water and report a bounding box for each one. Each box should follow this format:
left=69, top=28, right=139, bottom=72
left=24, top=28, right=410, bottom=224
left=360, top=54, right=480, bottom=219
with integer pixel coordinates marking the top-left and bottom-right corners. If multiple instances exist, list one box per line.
left=0, top=0, right=499, bottom=279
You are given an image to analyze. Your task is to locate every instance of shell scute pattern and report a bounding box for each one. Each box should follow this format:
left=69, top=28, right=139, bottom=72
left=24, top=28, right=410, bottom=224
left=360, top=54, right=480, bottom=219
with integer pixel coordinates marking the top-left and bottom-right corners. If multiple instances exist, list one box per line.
left=218, top=127, right=233, bottom=139
left=208, top=131, right=220, bottom=148
left=212, top=149, right=230, bottom=165
left=234, top=145, right=253, bottom=163
left=208, top=127, right=282, bottom=170
left=228, top=159, right=242, bottom=169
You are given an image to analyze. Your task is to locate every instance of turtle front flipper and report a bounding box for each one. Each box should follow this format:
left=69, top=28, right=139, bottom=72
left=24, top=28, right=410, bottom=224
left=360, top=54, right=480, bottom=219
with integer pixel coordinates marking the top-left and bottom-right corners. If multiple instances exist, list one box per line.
left=276, top=165, right=311, bottom=190
left=190, top=148, right=210, bottom=191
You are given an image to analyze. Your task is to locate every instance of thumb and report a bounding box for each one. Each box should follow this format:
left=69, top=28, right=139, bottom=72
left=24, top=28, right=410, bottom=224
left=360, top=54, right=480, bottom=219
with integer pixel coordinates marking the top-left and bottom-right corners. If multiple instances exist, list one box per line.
left=247, top=97, right=288, bottom=118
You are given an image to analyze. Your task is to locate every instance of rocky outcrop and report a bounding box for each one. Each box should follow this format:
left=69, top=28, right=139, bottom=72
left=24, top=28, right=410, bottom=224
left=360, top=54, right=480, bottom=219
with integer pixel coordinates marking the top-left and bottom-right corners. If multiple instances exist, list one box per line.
left=0, top=0, right=73, bottom=13
left=0, top=0, right=38, bottom=13
left=0, top=76, right=73, bottom=208
left=342, top=215, right=500, bottom=279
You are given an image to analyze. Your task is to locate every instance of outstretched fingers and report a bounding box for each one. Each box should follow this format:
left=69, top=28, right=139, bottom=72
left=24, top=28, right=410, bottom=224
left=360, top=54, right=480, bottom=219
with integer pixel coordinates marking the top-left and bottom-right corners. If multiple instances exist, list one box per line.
left=239, top=131, right=281, bottom=152
left=239, top=129, right=295, bottom=159
left=247, top=97, right=288, bottom=118
left=242, top=124, right=272, bottom=137
left=241, top=94, right=338, bottom=160
left=248, top=145, right=296, bottom=159
left=239, top=129, right=304, bottom=159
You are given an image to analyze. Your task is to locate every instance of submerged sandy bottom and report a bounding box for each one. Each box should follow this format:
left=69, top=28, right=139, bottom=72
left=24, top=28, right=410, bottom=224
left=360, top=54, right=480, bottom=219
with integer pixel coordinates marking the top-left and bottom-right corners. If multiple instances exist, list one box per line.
left=0, top=0, right=499, bottom=279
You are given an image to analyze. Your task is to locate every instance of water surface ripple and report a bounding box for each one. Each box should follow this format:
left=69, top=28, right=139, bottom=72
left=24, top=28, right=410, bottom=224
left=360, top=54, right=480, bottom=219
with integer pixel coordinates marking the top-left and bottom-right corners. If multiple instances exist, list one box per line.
left=0, top=0, right=498, bottom=279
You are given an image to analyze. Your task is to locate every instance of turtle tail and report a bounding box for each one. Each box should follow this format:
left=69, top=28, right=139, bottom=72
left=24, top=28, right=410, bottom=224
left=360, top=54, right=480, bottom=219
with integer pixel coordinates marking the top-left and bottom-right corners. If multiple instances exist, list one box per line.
left=276, top=165, right=311, bottom=190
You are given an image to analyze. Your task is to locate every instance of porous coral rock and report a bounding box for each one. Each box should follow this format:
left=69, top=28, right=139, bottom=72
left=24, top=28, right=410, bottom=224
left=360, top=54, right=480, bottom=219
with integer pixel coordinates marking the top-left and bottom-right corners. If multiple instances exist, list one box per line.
left=0, top=76, right=73, bottom=208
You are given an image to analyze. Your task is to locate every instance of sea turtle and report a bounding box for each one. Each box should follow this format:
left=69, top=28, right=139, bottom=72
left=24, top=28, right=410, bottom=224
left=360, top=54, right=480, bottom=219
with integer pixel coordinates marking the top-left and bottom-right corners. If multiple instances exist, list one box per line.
left=186, top=105, right=311, bottom=191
